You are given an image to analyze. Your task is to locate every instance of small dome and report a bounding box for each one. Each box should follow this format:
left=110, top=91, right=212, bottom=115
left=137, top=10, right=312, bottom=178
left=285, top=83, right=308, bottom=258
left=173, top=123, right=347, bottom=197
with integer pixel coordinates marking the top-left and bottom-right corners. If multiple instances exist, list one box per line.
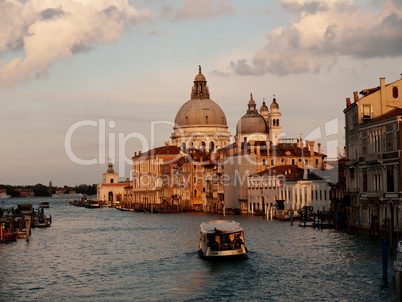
left=270, top=97, right=279, bottom=110
left=236, top=95, right=269, bottom=135
left=195, top=73, right=206, bottom=82
left=260, top=101, right=268, bottom=112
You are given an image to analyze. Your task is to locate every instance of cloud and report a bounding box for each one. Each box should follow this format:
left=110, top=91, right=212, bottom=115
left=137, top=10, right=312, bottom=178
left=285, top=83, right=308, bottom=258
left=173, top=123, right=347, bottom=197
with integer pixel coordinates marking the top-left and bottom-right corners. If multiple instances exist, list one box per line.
left=162, top=0, right=234, bottom=22
left=231, top=0, right=402, bottom=76
left=0, top=0, right=152, bottom=88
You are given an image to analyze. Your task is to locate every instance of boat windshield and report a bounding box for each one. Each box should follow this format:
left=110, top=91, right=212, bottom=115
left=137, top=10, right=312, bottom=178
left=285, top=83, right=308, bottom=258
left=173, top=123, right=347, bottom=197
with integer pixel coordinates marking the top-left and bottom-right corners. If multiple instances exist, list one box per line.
left=207, top=232, right=244, bottom=251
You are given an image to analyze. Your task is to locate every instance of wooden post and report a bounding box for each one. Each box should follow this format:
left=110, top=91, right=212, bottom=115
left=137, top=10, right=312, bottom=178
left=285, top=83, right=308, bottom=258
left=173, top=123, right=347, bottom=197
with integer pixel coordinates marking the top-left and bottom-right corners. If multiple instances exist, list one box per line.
left=313, top=213, right=316, bottom=229
left=26, top=220, right=30, bottom=241
left=382, top=238, right=388, bottom=283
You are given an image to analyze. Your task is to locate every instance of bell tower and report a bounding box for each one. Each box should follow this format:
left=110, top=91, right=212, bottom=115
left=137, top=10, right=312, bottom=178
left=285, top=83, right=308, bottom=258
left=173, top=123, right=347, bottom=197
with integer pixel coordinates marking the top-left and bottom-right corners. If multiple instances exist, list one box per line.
left=269, top=96, right=281, bottom=145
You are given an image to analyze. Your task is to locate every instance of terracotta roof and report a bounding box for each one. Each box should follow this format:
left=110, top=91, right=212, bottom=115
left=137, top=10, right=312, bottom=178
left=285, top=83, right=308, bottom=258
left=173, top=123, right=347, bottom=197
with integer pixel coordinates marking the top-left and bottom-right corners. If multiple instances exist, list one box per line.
left=369, top=107, right=402, bottom=122
left=251, top=165, right=323, bottom=181
left=133, top=145, right=181, bottom=159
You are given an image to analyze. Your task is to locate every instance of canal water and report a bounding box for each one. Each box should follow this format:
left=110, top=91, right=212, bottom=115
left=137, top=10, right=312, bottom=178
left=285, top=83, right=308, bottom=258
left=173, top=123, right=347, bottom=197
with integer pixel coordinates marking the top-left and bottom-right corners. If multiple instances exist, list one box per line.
left=0, top=197, right=396, bottom=301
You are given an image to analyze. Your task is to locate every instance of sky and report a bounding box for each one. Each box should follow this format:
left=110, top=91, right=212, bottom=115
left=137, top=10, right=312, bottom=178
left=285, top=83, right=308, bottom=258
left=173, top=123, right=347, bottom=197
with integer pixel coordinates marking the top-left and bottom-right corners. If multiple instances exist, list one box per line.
left=1, top=0, right=402, bottom=187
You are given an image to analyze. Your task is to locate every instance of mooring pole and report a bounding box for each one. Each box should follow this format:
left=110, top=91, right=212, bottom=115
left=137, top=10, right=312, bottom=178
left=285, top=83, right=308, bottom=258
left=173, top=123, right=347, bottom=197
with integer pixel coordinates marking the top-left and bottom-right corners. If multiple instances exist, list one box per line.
left=383, top=238, right=388, bottom=284
left=335, top=213, right=338, bottom=231
left=358, top=213, right=361, bottom=236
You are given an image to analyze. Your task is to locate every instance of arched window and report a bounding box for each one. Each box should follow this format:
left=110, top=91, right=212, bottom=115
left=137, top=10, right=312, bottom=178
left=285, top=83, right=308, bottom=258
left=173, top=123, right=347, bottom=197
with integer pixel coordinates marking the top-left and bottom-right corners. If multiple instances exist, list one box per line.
left=273, top=119, right=276, bottom=126
left=206, top=115, right=208, bottom=124
left=277, top=119, right=280, bottom=126
left=263, top=159, right=266, bottom=165
left=201, top=141, right=206, bottom=150
left=393, top=87, right=399, bottom=99
left=271, top=159, right=274, bottom=165
left=292, top=159, right=295, bottom=165
left=194, top=189, right=198, bottom=198
left=209, top=141, right=214, bottom=152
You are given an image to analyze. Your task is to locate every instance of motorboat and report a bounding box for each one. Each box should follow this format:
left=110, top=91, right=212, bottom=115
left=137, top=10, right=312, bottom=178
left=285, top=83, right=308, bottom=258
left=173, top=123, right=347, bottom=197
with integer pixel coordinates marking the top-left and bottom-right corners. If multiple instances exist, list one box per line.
left=198, top=220, right=247, bottom=259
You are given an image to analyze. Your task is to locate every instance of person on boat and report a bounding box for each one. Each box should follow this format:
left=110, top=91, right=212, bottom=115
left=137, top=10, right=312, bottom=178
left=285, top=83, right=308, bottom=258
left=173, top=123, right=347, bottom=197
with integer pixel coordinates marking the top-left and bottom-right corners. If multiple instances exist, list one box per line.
left=234, top=234, right=242, bottom=249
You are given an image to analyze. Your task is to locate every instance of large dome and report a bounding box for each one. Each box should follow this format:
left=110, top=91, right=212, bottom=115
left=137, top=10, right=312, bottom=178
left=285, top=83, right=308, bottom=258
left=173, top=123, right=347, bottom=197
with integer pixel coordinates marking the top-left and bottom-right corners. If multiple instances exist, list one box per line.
left=174, top=66, right=227, bottom=128
left=175, top=98, right=227, bottom=127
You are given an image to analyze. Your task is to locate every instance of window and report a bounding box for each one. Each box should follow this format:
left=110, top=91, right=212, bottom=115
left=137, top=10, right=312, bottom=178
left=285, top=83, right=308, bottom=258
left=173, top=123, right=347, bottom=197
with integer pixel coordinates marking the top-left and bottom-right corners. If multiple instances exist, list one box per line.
left=194, top=189, right=198, bottom=198
left=393, top=87, right=399, bottom=99
left=209, top=141, right=214, bottom=152
left=363, top=105, right=371, bottom=119
left=263, top=159, right=266, bottom=166
left=292, top=159, right=295, bottom=165
left=277, top=119, right=280, bottom=126
left=271, top=159, right=274, bottom=165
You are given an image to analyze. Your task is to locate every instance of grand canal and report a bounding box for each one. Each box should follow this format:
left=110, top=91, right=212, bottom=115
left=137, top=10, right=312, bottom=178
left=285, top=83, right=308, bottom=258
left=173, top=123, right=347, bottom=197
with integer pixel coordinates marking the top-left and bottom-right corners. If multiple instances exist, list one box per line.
left=0, top=197, right=397, bottom=301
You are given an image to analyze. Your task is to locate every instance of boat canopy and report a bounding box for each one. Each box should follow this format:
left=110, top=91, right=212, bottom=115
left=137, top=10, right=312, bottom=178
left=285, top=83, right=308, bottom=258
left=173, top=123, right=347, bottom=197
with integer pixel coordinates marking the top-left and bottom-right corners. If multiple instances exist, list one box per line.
left=200, top=220, right=243, bottom=234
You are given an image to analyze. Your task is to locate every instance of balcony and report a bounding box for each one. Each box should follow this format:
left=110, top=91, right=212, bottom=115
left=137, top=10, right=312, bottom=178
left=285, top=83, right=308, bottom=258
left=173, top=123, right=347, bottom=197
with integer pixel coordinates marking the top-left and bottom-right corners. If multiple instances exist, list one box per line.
left=360, top=154, right=382, bottom=165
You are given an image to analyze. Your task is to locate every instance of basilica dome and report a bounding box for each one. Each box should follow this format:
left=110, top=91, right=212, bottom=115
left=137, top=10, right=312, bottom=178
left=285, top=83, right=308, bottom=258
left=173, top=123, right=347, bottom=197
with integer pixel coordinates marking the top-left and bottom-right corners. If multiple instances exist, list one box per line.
left=174, top=99, right=227, bottom=127
left=236, top=94, right=269, bottom=135
left=174, top=66, right=227, bottom=128
left=171, top=66, right=231, bottom=151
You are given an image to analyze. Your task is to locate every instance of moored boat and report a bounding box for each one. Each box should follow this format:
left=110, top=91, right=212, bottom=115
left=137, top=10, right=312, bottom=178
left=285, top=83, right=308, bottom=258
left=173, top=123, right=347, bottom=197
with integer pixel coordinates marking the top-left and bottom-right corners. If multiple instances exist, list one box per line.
left=39, top=201, right=50, bottom=208
left=198, top=220, right=247, bottom=259
left=86, top=199, right=101, bottom=208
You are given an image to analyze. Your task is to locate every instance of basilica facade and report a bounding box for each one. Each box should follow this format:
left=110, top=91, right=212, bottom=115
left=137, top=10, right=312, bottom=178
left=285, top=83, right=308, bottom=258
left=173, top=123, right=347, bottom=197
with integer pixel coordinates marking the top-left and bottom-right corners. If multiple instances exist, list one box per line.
left=98, top=67, right=326, bottom=214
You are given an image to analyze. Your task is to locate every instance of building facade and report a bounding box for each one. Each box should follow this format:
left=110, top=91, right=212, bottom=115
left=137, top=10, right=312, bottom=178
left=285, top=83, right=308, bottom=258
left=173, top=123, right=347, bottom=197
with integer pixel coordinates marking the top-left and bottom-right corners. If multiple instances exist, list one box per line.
left=344, top=75, right=402, bottom=233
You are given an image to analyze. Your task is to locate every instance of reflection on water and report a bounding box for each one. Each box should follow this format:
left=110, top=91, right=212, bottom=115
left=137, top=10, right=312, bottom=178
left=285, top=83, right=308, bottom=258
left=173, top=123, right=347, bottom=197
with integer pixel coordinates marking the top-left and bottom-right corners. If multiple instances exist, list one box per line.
left=0, top=198, right=396, bottom=301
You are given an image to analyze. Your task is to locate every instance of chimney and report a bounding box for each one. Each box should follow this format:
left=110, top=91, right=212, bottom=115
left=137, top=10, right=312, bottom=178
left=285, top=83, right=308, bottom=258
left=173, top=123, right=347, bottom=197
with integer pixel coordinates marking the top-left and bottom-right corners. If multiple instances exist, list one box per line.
left=134, top=152, right=137, bottom=157
left=317, top=143, right=321, bottom=155
left=305, top=141, right=309, bottom=149
left=309, top=141, right=314, bottom=156
left=380, top=77, right=386, bottom=115
left=346, top=98, right=351, bottom=107
left=353, top=91, right=359, bottom=102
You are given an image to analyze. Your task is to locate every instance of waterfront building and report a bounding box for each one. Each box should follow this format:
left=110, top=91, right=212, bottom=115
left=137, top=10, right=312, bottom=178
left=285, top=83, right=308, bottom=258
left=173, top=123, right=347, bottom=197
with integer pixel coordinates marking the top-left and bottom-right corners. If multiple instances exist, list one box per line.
left=247, top=165, right=331, bottom=216
left=116, top=66, right=326, bottom=214
left=131, top=145, right=181, bottom=210
left=97, top=162, right=130, bottom=206
left=16, top=188, right=34, bottom=198
left=344, top=75, right=402, bottom=232
left=217, top=136, right=326, bottom=214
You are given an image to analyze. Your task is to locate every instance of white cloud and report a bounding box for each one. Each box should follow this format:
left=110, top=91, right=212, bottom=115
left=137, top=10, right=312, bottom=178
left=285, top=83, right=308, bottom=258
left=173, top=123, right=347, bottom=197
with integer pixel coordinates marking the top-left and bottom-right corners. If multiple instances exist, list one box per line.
left=231, top=0, right=402, bottom=75
left=162, top=0, right=234, bottom=22
left=0, top=0, right=152, bottom=88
